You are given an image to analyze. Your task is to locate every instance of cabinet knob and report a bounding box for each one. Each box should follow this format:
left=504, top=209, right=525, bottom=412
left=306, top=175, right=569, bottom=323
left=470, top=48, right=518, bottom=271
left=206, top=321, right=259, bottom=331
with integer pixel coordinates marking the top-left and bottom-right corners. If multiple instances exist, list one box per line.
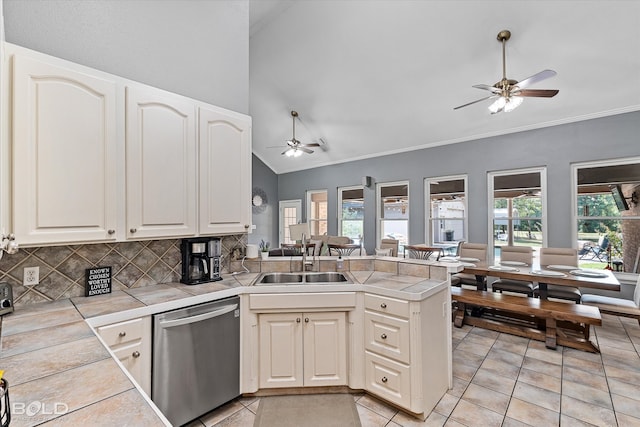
left=107, top=229, right=115, bottom=235
left=381, top=333, right=387, bottom=340
left=119, top=331, right=126, bottom=337
left=304, top=317, right=309, bottom=323
left=380, top=303, right=387, bottom=309
left=244, top=224, right=250, bottom=229
left=381, top=376, right=388, bottom=383
left=130, top=228, right=137, bottom=234
left=132, top=351, right=140, bottom=358
left=296, top=318, right=301, bottom=323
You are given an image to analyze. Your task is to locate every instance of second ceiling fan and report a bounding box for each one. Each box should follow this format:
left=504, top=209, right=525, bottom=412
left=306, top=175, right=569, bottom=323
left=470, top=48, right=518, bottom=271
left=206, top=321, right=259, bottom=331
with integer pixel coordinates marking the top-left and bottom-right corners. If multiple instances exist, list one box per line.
left=454, top=30, right=559, bottom=114
left=281, top=110, right=320, bottom=157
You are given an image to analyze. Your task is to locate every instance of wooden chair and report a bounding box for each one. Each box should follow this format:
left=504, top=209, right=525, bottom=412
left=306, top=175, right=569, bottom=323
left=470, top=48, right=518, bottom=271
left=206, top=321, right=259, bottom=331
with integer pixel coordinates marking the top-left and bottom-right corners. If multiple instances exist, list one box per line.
left=534, top=247, right=581, bottom=303
left=491, top=246, right=534, bottom=297
left=451, top=243, right=488, bottom=290
left=581, top=275, right=640, bottom=326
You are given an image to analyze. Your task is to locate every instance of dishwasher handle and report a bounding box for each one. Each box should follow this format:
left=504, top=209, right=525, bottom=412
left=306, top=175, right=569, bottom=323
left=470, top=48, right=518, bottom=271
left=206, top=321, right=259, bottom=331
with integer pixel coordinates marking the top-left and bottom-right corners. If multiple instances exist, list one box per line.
left=158, top=303, right=238, bottom=329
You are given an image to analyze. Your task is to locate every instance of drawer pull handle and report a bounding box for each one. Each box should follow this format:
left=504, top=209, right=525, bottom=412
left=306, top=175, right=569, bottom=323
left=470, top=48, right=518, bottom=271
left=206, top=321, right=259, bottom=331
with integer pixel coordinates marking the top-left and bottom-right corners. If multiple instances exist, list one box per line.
left=296, top=318, right=301, bottom=323
left=380, top=303, right=387, bottom=309
left=119, top=332, right=126, bottom=337
left=381, top=376, right=388, bottom=383
left=381, top=333, right=387, bottom=340
left=130, top=228, right=137, bottom=234
left=132, top=351, right=140, bottom=358
left=107, top=229, right=115, bottom=235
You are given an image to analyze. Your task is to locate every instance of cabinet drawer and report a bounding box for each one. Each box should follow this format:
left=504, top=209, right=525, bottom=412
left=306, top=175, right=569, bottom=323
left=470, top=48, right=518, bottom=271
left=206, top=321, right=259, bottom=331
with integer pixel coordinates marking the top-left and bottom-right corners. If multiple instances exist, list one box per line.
left=365, top=311, right=410, bottom=364
left=365, top=293, right=409, bottom=318
left=97, top=318, right=145, bottom=347
left=365, top=351, right=411, bottom=408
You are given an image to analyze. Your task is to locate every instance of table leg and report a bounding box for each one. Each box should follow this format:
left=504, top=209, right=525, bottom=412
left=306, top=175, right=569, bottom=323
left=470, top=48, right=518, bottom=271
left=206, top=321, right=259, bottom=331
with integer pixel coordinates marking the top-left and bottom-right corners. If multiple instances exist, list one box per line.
left=545, top=318, right=557, bottom=349
left=454, top=302, right=466, bottom=328
left=538, top=282, right=548, bottom=299
left=475, top=275, right=485, bottom=291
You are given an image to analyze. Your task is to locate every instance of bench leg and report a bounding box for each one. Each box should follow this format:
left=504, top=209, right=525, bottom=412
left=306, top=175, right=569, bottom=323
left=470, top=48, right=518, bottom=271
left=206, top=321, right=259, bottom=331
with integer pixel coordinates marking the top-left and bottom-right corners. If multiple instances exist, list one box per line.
left=454, top=302, right=466, bottom=328
left=545, top=318, right=557, bottom=350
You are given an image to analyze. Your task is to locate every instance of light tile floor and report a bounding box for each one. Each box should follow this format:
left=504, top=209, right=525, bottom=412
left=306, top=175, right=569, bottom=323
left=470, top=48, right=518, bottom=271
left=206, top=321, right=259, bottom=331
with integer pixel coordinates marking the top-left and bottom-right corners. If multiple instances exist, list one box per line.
left=186, top=314, right=640, bottom=426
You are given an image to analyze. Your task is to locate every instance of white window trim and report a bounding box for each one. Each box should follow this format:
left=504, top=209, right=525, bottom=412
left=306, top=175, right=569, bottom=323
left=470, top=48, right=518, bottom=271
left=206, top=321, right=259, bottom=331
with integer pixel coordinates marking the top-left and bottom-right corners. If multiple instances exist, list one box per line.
left=487, top=166, right=547, bottom=264
left=376, top=180, right=409, bottom=249
left=424, top=174, right=468, bottom=245
left=306, top=189, right=327, bottom=236
left=338, top=185, right=364, bottom=240
left=571, top=156, right=640, bottom=281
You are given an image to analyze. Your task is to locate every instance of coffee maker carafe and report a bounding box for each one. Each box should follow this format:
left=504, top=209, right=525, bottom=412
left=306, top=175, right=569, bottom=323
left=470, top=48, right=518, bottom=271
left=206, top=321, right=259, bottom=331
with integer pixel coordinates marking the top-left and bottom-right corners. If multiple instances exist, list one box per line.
left=181, top=237, right=223, bottom=285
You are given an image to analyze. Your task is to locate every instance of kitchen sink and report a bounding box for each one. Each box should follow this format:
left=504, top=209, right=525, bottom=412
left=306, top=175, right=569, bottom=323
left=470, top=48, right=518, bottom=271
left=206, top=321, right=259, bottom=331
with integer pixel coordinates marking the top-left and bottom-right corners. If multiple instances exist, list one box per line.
left=257, top=273, right=304, bottom=284
left=255, top=272, right=352, bottom=286
left=304, top=272, right=349, bottom=283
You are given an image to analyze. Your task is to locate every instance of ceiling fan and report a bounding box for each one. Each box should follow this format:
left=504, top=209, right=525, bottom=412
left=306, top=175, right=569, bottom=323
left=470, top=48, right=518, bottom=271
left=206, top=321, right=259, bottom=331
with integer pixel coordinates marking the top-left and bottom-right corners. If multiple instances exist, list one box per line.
left=274, top=111, right=321, bottom=157
left=454, top=30, right=559, bottom=114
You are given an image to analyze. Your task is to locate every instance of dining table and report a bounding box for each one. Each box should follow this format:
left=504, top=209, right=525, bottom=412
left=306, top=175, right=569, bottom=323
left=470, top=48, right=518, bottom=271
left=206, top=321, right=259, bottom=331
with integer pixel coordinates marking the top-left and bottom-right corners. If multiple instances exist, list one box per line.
left=403, top=244, right=445, bottom=261
left=458, top=262, right=620, bottom=297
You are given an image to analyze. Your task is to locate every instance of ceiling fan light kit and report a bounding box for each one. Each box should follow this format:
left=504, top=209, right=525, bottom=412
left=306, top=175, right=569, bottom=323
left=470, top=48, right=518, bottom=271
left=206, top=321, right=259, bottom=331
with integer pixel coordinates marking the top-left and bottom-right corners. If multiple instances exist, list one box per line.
left=454, top=29, right=559, bottom=114
left=281, top=110, right=320, bottom=157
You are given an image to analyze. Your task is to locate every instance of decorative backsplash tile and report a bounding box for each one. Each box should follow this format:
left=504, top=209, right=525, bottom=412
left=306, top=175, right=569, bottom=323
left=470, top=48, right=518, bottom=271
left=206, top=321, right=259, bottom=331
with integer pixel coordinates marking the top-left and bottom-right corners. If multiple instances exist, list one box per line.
left=0, top=235, right=247, bottom=308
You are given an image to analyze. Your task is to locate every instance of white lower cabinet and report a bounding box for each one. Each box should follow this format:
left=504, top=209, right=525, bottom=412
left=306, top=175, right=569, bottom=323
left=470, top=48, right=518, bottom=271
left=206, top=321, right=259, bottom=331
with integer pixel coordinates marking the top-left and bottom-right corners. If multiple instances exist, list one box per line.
left=258, top=311, right=347, bottom=388
left=364, top=291, right=451, bottom=418
left=96, top=317, right=152, bottom=396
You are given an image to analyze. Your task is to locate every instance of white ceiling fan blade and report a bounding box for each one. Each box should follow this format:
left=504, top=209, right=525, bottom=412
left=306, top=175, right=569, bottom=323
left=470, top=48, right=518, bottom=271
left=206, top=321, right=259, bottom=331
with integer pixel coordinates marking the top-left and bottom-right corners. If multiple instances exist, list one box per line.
left=299, top=146, right=314, bottom=154
left=472, top=84, right=501, bottom=94
left=453, top=95, right=498, bottom=110
left=515, top=69, right=556, bottom=89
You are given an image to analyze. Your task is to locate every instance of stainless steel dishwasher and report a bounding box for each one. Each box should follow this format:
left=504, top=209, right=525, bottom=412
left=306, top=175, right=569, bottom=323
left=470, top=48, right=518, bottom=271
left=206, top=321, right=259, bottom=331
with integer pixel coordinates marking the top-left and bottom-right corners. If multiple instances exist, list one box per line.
left=152, top=296, right=240, bottom=426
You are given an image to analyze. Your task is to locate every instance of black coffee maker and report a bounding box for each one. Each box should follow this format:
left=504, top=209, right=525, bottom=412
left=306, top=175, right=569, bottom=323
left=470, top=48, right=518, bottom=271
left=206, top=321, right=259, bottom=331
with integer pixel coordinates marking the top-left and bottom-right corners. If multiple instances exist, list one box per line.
left=180, top=237, right=222, bottom=285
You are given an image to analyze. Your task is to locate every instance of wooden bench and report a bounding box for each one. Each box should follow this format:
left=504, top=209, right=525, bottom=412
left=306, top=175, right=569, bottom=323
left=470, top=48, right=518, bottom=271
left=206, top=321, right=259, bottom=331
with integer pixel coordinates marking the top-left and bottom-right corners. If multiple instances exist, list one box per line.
left=451, top=287, right=602, bottom=352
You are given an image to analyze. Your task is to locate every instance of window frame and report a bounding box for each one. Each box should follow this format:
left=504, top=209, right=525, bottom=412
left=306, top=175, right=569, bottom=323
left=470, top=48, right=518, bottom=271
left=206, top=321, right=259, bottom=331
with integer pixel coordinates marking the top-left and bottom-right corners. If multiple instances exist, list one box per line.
left=487, top=167, right=548, bottom=264
left=571, top=156, right=640, bottom=280
left=338, top=185, right=364, bottom=245
left=424, top=174, right=468, bottom=246
left=376, top=180, right=409, bottom=253
left=306, top=189, right=328, bottom=237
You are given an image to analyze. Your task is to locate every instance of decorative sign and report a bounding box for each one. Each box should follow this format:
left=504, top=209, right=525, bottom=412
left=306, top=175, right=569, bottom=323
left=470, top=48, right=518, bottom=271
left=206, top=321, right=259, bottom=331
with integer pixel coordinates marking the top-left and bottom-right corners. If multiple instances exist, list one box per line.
left=85, top=266, right=112, bottom=297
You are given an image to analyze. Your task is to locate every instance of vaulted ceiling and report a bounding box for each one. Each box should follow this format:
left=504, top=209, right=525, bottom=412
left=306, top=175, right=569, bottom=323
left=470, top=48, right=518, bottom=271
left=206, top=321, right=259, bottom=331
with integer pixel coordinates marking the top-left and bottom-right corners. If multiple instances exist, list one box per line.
left=248, top=0, right=640, bottom=174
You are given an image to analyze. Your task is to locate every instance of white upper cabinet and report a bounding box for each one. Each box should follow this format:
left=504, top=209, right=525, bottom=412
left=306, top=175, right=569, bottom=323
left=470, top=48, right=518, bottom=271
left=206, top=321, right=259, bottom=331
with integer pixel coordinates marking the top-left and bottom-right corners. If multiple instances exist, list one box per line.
left=3, top=43, right=252, bottom=246
left=198, top=106, right=251, bottom=235
left=125, top=86, right=197, bottom=239
left=12, top=53, right=118, bottom=245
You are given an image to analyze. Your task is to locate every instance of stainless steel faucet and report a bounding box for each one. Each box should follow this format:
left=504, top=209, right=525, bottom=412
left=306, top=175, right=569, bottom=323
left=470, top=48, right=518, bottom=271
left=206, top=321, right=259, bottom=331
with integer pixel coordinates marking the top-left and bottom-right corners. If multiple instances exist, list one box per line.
left=302, top=233, right=314, bottom=271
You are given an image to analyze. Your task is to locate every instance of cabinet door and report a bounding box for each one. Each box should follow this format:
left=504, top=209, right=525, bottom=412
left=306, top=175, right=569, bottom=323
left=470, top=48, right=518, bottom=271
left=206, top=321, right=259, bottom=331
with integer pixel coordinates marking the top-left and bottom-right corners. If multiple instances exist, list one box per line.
left=198, top=106, right=251, bottom=235
left=259, top=313, right=303, bottom=388
left=112, top=341, right=151, bottom=395
left=303, top=312, right=347, bottom=386
left=12, top=54, right=118, bottom=244
left=125, top=86, right=197, bottom=239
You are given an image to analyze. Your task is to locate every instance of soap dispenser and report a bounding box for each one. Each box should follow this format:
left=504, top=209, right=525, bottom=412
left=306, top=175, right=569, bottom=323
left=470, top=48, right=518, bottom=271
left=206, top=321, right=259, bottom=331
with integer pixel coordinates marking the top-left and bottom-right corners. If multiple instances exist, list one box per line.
left=336, top=255, right=344, bottom=271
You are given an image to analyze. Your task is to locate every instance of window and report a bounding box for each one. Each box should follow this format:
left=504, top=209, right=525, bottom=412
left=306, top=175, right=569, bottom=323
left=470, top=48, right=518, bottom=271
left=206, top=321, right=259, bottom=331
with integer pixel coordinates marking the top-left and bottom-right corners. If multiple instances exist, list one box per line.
left=573, top=158, right=640, bottom=274
left=306, top=190, right=327, bottom=236
left=426, top=176, right=467, bottom=251
left=488, top=168, right=547, bottom=263
left=377, top=182, right=409, bottom=253
left=279, top=200, right=301, bottom=245
left=338, top=186, right=364, bottom=245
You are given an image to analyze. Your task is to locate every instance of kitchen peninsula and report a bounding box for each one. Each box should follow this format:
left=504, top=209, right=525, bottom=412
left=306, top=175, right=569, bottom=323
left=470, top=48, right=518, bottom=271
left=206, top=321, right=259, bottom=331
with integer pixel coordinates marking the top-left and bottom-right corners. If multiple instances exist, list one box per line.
left=0, top=256, right=454, bottom=426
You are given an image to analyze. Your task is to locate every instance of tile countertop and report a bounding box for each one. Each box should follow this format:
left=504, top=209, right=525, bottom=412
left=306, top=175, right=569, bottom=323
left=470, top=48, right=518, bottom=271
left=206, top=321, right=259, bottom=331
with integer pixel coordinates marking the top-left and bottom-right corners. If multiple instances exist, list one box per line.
left=0, top=257, right=452, bottom=426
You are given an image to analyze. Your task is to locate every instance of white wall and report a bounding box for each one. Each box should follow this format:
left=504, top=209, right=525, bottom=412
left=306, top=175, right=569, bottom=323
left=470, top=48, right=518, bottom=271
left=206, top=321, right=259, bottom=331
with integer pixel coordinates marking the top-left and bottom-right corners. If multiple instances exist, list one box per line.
left=2, top=0, right=249, bottom=113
